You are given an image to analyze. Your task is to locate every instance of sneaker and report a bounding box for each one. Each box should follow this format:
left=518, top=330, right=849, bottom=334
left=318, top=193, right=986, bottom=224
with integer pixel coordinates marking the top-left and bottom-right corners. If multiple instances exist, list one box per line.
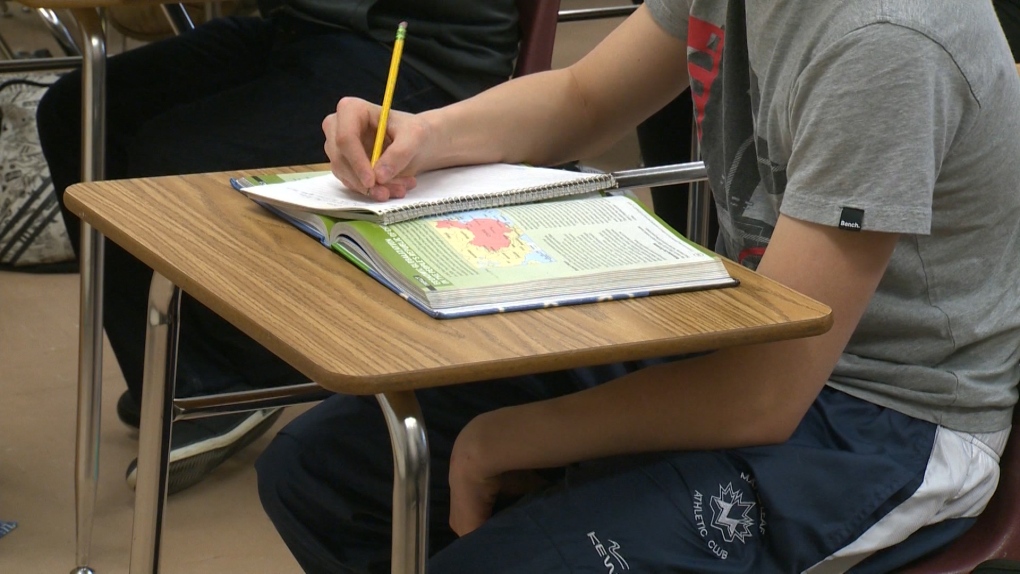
left=125, top=407, right=284, bottom=495
left=117, top=391, right=142, bottom=429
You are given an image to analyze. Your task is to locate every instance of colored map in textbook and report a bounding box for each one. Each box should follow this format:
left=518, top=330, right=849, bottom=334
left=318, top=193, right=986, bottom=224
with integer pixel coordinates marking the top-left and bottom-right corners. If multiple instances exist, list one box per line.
left=433, top=211, right=554, bottom=268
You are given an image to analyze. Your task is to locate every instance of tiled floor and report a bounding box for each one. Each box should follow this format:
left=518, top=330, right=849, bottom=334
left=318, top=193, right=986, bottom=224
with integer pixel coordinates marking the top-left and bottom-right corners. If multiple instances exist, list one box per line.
left=0, top=2, right=645, bottom=572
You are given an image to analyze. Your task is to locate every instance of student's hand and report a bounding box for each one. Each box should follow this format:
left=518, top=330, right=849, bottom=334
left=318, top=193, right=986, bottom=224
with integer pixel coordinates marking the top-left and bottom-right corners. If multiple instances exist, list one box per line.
left=448, top=414, right=548, bottom=536
left=322, top=97, right=432, bottom=202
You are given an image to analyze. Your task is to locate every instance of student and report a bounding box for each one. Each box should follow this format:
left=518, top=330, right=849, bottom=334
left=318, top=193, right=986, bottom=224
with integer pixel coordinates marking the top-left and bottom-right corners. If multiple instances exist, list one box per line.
left=635, top=0, right=1020, bottom=244
left=635, top=0, right=1020, bottom=242
left=35, top=0, right=521, bottom=495
left=256, top=1, right=1020, bottom=572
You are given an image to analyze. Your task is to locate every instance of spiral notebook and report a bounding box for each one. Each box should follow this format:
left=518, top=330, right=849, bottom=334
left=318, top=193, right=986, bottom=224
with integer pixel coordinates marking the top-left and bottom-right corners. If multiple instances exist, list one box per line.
left=231, top=163, right=618, bottom=225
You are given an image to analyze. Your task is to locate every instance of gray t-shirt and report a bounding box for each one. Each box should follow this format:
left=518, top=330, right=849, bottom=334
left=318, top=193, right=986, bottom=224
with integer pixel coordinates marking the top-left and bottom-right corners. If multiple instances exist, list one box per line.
left=647, top=0, right=1020, bottom=432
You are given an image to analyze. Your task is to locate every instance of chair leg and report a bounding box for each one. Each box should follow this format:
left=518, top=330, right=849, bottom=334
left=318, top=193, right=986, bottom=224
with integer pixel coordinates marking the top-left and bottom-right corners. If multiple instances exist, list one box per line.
left=204, top=1, right=223, bottom=21
left=70, top=8, right=106, bottom=574
left=377, top=391, right=430, bottom=574
left=159, top=4, right=195, bottom=36
left=34, top=8, right=81, bottom=56
left=0, top=29, right=13, bottom=59
left=70, top=222, right=104, bottom=574
left=129, top=273, right=182, bottom=574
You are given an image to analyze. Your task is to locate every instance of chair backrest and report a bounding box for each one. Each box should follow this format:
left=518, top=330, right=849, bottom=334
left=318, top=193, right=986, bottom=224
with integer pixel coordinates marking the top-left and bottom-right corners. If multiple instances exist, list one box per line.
left=513, top=0, right=563, bottom=78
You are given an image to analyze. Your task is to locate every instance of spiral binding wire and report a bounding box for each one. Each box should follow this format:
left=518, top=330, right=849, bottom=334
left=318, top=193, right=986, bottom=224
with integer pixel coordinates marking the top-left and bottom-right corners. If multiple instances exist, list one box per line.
left=377, top=172, right=618, bottom=225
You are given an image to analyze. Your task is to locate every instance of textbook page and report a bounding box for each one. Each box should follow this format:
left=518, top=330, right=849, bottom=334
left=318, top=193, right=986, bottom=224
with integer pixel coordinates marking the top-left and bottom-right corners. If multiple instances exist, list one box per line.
left=333, top=195, right=726, bottom=308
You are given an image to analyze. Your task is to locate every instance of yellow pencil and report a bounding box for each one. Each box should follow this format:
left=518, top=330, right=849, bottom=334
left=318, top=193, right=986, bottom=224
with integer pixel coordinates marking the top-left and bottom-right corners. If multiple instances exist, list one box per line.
left=371, top=21, right=408, bottom=167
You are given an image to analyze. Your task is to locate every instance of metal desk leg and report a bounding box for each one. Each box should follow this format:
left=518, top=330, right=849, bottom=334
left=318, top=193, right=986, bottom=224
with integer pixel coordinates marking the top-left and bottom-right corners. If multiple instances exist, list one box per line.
left=70, top=8, right=106, bottom=574
left=377, top=392, right=430, bottom=574
left=129, top=273, right=181, bottom=574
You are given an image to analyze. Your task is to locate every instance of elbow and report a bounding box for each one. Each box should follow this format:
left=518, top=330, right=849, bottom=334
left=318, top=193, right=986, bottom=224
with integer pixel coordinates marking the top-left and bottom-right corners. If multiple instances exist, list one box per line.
left=735, top=420, right=797, bottom=448
left=733, top=367, right=831, bottom=447
left=759, top=419, right=800, bottom=446
left=730, top=394, right=814, bottom=447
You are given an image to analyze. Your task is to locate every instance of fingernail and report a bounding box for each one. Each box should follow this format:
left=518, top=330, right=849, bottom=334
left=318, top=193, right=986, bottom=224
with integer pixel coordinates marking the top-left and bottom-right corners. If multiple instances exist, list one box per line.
left=358, top=169, right=374, bottom=189
left=375, top=165, right=393, bottom=183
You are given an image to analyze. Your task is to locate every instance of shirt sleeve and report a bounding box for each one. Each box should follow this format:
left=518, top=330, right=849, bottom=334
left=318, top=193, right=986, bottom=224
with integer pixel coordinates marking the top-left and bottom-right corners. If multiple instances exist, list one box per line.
left=645, top=0, right=692, bottom=40
left=780, top=23, right=977, bottom=235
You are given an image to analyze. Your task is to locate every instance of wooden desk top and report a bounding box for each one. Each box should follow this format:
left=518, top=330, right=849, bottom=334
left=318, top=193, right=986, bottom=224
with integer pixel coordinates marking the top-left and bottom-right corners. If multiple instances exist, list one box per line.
left=64, top=166, right=831, bottom=394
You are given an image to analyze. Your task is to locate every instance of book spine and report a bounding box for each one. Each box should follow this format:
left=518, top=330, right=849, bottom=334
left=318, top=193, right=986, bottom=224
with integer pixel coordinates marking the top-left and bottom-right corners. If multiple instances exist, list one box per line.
left=378, top=173, right=618, bottom=225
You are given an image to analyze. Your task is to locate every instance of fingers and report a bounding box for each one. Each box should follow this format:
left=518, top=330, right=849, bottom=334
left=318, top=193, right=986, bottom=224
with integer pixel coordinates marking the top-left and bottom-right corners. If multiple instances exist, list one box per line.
left=367, top=112, right=421, bottom=200
left=323, top=99, right=377, bottom=193
left=373, top=116, right=428, bottom=179
left=323, top=97, right=424, bottom=201
left=373, top=175, right=417, bottom=200
left=499, top=469, right=549, bottom=496
left=447, top=469, right=548, bottom=537
left=448, top=474, right=499, bottom=537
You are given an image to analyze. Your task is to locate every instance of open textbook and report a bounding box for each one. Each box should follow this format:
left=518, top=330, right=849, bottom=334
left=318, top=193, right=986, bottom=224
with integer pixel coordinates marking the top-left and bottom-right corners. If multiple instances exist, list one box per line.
left=235, top=168, right=737, bottom=318
left=231, top=163, right=619, bottom=225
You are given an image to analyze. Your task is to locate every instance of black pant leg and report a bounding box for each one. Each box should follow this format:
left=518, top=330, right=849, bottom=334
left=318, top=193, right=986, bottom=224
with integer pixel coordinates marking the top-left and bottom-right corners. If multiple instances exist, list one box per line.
left=255, top=364, right=645, bottom=573
left=36, top=16, right=280, bottom=399
left=994, top=0, right=1020, bottom=58
left=36, top=18, right=460, bottom=399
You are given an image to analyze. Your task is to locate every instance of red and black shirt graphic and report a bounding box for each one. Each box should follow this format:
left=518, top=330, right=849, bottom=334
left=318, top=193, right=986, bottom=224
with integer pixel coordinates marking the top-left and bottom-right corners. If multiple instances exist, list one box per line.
left=688, top=2, right=785, bottom=270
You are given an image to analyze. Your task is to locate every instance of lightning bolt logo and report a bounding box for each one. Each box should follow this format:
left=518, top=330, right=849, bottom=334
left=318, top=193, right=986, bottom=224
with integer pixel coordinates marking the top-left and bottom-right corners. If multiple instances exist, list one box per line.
left=710, top=483, right=755, bottom=543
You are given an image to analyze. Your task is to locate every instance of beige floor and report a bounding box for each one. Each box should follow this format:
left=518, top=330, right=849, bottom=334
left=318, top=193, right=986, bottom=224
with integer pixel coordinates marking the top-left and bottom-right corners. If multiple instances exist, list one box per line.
left=0, top=2, right=646, bottom=573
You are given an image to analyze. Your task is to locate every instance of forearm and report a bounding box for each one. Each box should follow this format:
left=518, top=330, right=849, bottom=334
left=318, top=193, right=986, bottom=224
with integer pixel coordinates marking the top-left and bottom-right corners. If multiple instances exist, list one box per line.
left=455, top=217, right=900, bottom=475
left=419, top=5, right=690, bottom=170
left=465, top=335, right=831, bottom=475
left=420, top=70, right=620, bottom=168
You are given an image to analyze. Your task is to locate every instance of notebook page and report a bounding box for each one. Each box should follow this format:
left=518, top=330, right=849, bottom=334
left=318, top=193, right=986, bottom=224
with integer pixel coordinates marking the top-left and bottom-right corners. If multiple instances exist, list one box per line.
left=239, top=163, right=605, bottom=215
